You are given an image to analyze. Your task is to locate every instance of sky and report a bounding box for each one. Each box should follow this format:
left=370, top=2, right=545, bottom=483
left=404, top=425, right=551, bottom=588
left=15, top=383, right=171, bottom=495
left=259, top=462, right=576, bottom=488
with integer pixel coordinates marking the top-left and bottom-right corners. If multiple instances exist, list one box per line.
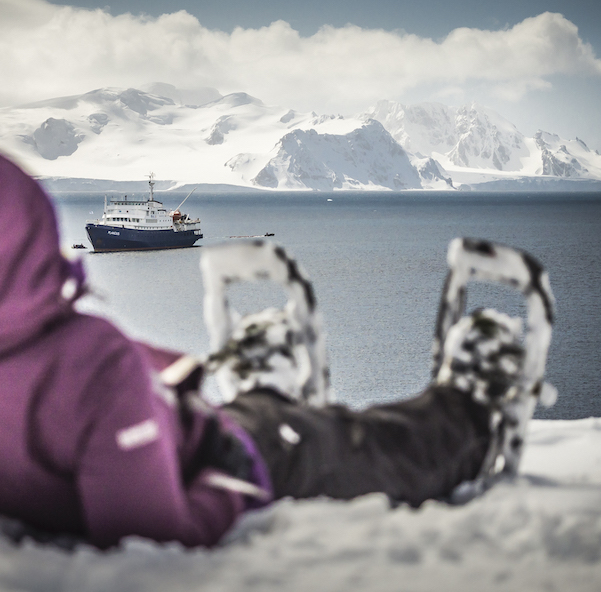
left=1, top=0, right=600, bottom=148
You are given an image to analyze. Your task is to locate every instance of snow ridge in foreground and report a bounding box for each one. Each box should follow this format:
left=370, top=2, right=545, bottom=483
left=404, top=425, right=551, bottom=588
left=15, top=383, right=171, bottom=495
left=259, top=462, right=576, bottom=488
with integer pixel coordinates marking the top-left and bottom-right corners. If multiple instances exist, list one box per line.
left=1, top=419, right=600, bottom=592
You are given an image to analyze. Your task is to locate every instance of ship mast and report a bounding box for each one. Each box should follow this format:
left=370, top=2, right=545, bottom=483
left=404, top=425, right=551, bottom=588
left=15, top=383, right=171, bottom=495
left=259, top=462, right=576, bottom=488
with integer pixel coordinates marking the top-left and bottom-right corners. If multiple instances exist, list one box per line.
left=148, top=172, right=155, bottom=202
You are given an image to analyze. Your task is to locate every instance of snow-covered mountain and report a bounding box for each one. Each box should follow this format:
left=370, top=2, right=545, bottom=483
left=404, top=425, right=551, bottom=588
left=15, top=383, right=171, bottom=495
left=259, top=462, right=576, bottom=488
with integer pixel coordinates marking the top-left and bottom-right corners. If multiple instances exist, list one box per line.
left=364, top=100, right=530, bottom=171
left=229, top=120, right=421, bottom=190
left=2, top=86, right=424, bottom=191
left=1, top=84, right=600, bottom=191
left=364, top=100, right=601, bottom=189
left=534, top=130, right=601, bottom=178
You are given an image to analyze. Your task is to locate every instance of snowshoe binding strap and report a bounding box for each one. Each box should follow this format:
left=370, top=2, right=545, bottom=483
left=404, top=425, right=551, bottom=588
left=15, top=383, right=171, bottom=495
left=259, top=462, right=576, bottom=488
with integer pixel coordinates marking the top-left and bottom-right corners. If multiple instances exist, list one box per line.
left=200, top=240, right=330, bottom=406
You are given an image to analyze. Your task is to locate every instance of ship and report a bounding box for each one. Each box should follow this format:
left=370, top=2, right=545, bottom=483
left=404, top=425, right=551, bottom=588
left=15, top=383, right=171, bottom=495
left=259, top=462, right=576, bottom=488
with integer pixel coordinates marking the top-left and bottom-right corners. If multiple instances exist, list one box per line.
left=85, top=174, right=203, bottom=252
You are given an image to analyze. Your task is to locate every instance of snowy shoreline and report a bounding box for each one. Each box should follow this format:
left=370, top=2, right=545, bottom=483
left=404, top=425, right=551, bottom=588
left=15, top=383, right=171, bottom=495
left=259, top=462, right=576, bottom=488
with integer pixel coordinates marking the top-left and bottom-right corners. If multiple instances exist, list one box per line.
left=38, top=176, right=601, bottom=194
left=2, top=418, right=600, bottom=592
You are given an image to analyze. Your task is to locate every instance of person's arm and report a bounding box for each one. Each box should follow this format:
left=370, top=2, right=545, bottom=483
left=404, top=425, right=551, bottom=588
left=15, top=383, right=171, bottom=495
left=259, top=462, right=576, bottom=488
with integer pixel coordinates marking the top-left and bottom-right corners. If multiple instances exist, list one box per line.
left=76, top=343, right=246, bottom=549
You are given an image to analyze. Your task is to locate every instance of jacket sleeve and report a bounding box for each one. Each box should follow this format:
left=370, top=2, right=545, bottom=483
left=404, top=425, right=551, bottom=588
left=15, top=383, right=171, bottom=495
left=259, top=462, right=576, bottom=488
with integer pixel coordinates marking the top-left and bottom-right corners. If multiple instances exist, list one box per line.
left=75, top=340, right=246, bottom=549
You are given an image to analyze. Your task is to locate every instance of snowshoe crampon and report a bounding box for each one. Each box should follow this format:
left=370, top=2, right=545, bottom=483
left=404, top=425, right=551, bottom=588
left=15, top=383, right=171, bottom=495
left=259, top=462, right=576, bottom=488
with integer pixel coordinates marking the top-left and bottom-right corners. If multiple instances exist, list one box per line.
left=434, top=238, right=556, bottom=478
left=201, top=240, right=330, bottom=406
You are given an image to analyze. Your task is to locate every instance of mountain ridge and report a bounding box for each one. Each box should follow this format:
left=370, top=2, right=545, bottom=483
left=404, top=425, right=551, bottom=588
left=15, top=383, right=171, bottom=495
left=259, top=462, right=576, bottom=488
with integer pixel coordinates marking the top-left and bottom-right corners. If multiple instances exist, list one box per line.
left=1, top=84, right=600, bottom=191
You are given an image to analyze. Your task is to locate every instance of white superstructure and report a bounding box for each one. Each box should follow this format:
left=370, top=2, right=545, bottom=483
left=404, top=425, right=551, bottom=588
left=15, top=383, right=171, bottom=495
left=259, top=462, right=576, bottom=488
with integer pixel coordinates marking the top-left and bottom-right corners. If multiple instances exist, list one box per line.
left=89, top=174, right=201, bottom=233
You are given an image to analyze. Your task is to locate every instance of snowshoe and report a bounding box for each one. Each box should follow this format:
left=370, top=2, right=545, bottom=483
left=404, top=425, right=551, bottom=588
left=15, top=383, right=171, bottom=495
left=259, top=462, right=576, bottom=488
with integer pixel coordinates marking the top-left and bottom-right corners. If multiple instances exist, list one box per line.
left=200, top=240, right=330, bottom=406
left=433, top=238, right=556, bottom=479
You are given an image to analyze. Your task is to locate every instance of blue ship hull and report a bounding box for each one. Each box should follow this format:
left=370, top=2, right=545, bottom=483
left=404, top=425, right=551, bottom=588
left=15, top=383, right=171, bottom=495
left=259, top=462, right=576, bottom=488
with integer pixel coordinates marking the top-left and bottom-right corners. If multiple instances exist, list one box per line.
left=86, top=224, right=202, bottom=252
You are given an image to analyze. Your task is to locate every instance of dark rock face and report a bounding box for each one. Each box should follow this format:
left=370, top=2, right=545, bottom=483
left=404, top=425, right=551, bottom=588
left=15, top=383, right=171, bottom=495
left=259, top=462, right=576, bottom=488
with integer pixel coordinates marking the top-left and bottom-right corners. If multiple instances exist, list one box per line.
left=30, top=118, right=84, bottom=160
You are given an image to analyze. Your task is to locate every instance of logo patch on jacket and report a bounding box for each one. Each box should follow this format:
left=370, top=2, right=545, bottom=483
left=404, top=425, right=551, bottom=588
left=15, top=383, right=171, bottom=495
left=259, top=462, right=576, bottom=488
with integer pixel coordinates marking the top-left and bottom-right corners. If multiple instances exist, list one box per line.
left=116, top=419, right=160, bottom=450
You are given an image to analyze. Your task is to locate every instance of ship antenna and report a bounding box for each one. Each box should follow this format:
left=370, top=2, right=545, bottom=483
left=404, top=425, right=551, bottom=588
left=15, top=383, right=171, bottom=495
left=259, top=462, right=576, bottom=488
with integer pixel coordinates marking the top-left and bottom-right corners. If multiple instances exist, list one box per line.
left=148, top=172, right=155, bottom=202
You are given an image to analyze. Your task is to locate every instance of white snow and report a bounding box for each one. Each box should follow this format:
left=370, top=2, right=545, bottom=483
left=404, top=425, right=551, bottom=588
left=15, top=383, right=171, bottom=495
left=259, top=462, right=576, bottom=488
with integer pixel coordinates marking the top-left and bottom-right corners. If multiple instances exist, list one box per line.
left=364, top=100, right=529, bottom=171
left=2, top=85, right=601, bottom=191
left=1, top=418, right=600, bottom=591
left=0, top=87, right=302, bottom=186
left=240, top=121, right=421, bottom=190
left=365, top=100, right=601, bottom=189
left=534, top=131, right=601, bottom=179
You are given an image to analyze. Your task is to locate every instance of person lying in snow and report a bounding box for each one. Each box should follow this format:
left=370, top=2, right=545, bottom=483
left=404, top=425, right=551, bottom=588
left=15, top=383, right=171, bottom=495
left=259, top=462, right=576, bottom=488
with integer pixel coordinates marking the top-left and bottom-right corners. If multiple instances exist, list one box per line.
left=0, top=154, right=557, bottom=549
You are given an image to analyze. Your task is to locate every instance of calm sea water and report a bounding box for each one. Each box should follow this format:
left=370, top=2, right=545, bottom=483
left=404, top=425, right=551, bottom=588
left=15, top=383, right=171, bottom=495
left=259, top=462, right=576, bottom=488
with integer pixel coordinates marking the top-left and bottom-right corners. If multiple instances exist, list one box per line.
left=53, top=191, right=601, bottom=420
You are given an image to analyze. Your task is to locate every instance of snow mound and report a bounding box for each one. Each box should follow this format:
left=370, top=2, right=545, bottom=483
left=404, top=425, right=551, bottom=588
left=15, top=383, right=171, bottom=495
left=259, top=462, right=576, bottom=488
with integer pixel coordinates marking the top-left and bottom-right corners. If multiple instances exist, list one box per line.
left=1, top=419, right=600, bottom=591
left=207, top=92, right=264, bottom=109
left=140, top=83, right=222, bottom=107
left=74, top=88, right=175, bottom=116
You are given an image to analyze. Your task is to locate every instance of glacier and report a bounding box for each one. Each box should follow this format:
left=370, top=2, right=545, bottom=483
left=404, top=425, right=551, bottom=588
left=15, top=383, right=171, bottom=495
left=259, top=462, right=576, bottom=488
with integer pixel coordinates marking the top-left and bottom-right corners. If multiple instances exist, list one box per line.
left=0, top=84, right=600, bottom=191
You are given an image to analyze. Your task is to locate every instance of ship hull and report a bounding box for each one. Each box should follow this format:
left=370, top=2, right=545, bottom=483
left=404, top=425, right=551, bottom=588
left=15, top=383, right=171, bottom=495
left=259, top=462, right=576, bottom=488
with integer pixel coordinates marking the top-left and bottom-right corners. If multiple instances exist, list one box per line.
left=86, top=224, right=202, bottom=252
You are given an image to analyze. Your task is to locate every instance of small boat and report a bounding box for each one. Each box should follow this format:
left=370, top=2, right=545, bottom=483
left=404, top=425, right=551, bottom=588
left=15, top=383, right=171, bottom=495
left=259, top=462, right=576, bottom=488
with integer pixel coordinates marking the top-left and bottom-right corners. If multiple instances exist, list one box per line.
left=71, top=243, right=87, bottom=249
left=85, top=175, right=203, bottom=252
left=227, top=233, right=276, bottom=239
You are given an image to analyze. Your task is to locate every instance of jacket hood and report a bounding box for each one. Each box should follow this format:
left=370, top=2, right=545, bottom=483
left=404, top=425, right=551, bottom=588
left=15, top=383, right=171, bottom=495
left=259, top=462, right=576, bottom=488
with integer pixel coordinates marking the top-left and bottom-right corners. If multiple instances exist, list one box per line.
left=0, top=154, right=85, bottom=355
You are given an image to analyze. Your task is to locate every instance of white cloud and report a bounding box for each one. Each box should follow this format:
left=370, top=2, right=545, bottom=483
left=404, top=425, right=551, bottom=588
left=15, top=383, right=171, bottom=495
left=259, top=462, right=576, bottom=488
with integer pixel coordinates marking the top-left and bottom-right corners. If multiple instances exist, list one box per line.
left=1, top=1, right=600, bottom=113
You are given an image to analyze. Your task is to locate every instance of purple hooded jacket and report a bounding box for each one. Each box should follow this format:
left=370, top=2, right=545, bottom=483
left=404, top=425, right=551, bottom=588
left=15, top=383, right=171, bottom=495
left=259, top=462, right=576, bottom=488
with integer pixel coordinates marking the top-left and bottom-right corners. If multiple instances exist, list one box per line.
left=0, top=154, right=271, bottom=548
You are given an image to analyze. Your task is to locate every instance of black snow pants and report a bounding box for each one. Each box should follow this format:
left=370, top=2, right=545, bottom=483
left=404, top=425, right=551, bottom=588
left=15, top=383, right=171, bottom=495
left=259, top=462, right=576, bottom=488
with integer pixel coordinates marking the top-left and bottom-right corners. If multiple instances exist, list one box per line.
left=222, top=385, right=491, bottom=507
